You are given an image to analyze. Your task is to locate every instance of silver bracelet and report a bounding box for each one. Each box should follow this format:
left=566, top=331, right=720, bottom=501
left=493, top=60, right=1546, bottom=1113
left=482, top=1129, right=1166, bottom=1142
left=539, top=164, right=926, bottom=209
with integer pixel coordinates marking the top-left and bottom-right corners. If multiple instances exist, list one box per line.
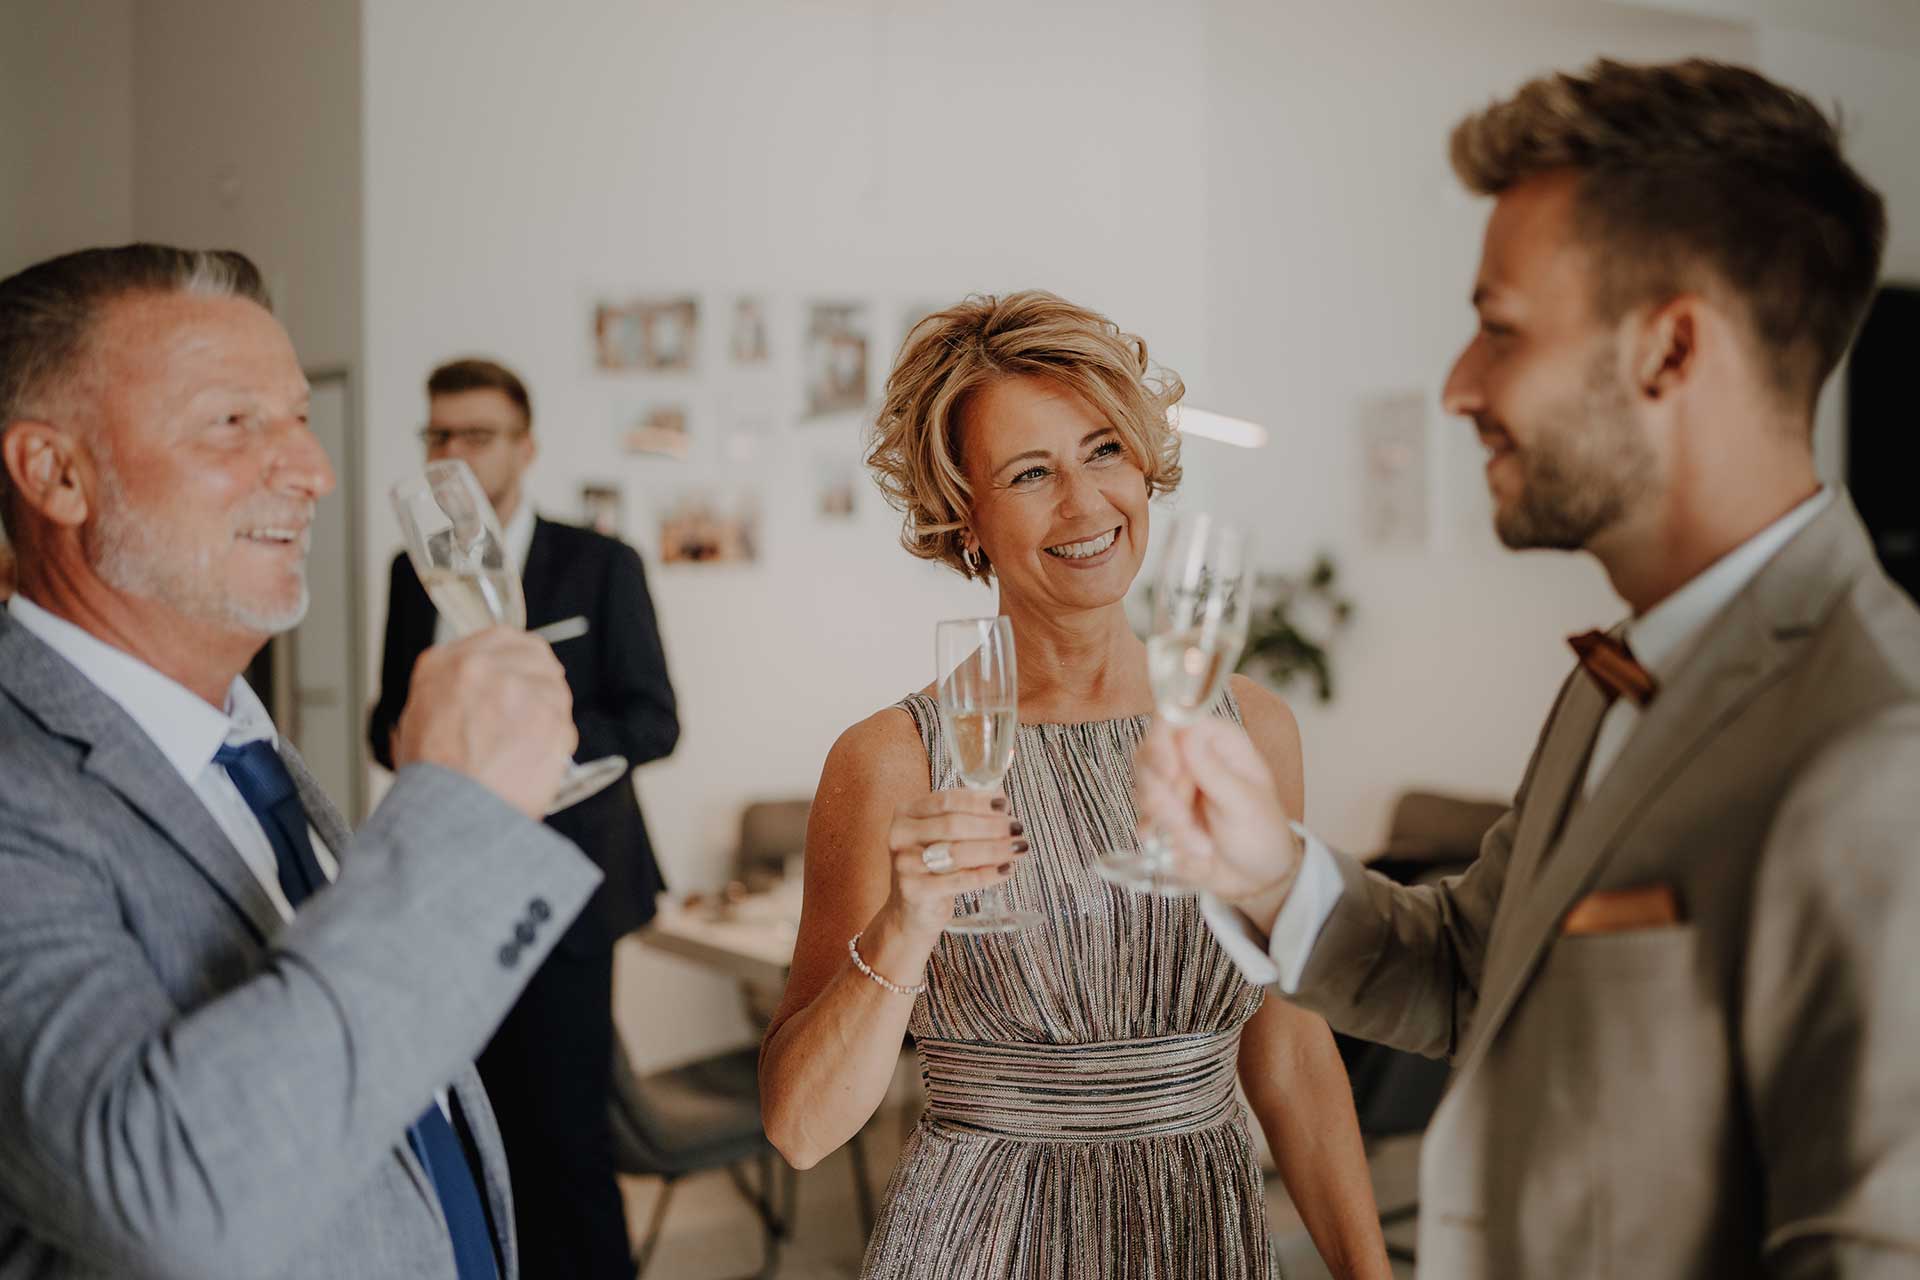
left=848, top=931, right=928, bottom=997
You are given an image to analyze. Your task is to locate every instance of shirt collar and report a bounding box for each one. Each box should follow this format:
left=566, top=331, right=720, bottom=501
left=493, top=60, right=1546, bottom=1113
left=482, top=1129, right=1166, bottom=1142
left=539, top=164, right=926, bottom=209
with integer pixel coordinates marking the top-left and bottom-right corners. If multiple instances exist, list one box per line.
left=504, top=500, right=537, bottom=575
left=6, top=595, right=271, bottom=782
left=1623, top=487, right=1832, bottom=678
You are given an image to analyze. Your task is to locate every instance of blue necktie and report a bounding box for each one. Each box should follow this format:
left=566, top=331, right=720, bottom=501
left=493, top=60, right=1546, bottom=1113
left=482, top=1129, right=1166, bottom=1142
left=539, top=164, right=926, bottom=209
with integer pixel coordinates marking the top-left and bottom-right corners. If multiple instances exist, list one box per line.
left=215, top=741, right=500, bottom=1280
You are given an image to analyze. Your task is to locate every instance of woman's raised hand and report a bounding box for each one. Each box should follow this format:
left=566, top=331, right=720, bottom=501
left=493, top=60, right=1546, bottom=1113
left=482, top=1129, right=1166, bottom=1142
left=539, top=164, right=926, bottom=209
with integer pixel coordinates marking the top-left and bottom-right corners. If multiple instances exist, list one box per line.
left=881, top=789, right=1028, bottom=937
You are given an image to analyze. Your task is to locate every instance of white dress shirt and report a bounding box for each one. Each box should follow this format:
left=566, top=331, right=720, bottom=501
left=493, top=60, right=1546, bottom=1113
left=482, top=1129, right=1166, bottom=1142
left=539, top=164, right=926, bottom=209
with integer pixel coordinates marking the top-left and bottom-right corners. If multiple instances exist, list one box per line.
left=7, top=594, right=455, bottom=1118
left=1203, top=488, right=1834, bottom=992
left=431, top=499, right=537, bottom=647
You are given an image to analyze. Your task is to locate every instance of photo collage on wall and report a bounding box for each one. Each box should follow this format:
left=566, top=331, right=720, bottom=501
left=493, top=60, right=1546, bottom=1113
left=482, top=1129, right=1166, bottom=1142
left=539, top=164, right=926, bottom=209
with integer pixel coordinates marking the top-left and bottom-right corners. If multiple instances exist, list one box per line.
left=581, top=291, right=950, bottom=566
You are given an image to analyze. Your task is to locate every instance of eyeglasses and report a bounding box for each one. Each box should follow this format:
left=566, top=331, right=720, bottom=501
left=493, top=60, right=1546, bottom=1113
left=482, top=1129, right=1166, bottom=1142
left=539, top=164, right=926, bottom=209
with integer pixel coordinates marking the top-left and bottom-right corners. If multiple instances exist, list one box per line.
left=418, top=425, right=527, bottom=449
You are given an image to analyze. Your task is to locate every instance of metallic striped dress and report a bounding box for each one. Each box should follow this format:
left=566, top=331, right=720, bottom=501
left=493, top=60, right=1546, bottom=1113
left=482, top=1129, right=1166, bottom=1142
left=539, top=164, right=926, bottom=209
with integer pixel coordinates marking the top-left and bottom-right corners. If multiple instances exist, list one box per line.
left=860, top=692, right=1272, bottom=1280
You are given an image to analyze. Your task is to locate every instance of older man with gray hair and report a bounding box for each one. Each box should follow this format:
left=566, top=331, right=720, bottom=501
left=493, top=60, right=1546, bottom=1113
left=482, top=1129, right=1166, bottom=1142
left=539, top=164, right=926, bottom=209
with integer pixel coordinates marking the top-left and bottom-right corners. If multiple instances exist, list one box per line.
left=0, top=243, right=598, bottom=1279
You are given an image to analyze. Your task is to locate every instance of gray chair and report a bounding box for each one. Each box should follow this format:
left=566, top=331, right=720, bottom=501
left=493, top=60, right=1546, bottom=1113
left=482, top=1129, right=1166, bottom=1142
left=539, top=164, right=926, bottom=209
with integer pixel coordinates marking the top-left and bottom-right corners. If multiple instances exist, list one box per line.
left=610, top=1034, right=795, bottom=1279
left=730, top=800, right=881, bottom=1237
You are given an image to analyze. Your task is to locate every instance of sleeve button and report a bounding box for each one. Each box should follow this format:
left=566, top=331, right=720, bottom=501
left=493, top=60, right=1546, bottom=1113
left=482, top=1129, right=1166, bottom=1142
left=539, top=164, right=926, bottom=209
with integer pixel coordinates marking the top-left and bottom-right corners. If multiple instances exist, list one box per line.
left=528, top=898, right=551, bottom=923
left=497, top=944, right=519, bottom=968
left=514, top=922, right=537, bottom=946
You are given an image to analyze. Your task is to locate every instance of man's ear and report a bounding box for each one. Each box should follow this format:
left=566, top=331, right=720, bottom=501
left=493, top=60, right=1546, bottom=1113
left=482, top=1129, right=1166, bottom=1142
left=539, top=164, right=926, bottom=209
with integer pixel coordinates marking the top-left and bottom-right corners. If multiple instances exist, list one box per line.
left=2, top=421, right=93, bottom=529
left=1631, top=296, right=1699, bottom=403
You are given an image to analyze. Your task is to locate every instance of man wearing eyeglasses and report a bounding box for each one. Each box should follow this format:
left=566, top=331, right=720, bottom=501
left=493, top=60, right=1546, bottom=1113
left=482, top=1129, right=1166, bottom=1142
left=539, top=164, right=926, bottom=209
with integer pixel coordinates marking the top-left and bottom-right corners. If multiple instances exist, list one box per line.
left=369, top=357, right=679, bottom=1280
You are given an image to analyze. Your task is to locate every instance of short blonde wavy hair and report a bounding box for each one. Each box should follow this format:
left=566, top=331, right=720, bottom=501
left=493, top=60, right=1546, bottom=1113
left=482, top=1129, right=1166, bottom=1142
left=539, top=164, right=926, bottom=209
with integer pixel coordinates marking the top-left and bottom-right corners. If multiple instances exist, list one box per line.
left=867, top=290, right=1183, bottom=581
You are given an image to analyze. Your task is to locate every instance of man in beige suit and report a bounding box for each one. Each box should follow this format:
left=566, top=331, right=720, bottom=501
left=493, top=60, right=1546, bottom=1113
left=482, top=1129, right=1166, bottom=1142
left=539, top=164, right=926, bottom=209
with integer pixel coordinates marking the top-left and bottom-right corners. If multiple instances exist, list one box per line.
left=1138, top=59, right=1920, bottom=1277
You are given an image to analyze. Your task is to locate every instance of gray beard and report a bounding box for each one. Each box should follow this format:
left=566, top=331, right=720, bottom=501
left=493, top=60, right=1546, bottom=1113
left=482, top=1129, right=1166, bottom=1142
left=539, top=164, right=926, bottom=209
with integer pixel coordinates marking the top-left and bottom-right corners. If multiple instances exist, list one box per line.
left=88, top=462, right=311, bottom=635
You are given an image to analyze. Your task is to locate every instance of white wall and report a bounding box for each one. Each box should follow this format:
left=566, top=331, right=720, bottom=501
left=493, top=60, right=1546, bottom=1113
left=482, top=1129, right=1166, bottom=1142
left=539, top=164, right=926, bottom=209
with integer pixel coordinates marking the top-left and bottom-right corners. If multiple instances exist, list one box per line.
left=131, top=0, right=363, bottom=372
left=359, top=0, right=1918, bottom=1070
left=363, top=0, right=1212, bottom=1066
left=1197, top=0, right=1758, bottom=849
left=0, top=0, right=134, bottom=274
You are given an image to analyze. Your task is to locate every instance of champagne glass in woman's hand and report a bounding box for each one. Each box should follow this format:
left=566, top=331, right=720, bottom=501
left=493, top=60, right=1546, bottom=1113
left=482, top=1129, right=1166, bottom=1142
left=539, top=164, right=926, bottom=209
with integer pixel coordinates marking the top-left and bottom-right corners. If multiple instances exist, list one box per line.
left=1095, top=513, right=1253, bottom=897
left=936, top=617, right=1042, bottom=934
left=390, top=460, right=628, bottom=813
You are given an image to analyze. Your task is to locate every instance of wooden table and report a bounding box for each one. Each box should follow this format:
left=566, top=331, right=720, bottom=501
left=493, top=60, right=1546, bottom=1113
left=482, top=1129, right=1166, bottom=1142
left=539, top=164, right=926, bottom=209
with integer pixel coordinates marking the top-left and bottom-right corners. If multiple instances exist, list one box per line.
left=638, top=878, right=802, bottom=987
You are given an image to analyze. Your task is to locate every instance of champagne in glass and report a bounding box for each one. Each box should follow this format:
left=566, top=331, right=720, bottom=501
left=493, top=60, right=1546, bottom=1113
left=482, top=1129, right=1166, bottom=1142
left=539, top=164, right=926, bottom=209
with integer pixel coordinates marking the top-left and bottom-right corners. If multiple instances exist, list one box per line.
left=935, top=617, right=1041, bottom=935
left=390, top=460, right=629, bottom=814
left=1095, top=513, right=1253, bottom=896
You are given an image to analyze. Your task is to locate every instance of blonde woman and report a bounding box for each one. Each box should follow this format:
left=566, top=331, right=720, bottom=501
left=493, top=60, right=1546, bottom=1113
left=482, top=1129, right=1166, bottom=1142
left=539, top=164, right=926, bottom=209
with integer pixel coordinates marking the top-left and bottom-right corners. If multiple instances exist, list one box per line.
left=759, top=292, right=1389, bottom=1279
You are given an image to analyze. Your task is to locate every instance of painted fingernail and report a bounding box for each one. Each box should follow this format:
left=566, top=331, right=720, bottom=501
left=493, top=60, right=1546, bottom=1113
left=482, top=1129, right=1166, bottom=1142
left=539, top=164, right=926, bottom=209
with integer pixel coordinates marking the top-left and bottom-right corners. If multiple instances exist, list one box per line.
left=1010, top=821, right=1025, bottom=837
left=1013, top=839, right=1030, bottom=854
left=991, top=797, right=1008, bottom=812
left=997, top=862, right=1014, bottom=874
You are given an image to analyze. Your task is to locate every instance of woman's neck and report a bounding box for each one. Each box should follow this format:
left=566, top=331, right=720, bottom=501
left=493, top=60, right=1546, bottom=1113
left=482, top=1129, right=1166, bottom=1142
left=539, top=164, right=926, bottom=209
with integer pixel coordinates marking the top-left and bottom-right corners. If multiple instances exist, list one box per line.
left=996, top=594, right=1151, bottom=722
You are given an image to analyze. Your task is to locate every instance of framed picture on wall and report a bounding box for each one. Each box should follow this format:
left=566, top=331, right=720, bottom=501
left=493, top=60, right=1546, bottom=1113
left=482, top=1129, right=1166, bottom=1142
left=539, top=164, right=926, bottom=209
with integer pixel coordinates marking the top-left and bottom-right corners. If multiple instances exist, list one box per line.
left=596, top=295, right=699, bottom=371
left=803, top=301, right=869, bottom=417
left=659, top=493, right=759, bottom=565
left=623, top=403, right=691, bottom=458
left=580, top=482, right=625, bottom=538
left=815, top=455, right=857, bottom=520
left=730, top=295, right=770, bottom=364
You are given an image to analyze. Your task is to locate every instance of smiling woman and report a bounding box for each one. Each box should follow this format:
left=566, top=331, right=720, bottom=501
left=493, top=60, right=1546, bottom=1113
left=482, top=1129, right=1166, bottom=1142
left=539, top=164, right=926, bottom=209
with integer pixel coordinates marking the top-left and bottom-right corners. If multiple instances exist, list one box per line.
left=866, top=290, right=1183, bottom=584
left=758, top=290, right=1392, bottom=1280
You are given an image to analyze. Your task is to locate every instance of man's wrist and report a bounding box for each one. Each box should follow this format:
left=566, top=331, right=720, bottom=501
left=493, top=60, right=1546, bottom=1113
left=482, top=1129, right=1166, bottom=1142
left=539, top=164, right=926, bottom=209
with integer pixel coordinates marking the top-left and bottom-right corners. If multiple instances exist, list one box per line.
left=1233, top=872, right=1296, bottom=941
left=1229, top=828, right=1303, bottom=939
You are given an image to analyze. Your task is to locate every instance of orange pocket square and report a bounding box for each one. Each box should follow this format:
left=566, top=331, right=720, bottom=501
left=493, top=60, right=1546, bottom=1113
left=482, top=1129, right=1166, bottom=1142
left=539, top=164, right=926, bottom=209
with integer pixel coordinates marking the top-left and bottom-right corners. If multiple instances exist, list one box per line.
left=1561, top=883, right=1683, bottom=936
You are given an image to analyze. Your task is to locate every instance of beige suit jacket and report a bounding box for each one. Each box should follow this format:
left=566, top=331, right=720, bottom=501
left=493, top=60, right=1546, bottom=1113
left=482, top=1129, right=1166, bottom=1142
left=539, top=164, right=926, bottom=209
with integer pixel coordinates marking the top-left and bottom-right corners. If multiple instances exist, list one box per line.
left=1291, top=495, right=1920, bottom=1277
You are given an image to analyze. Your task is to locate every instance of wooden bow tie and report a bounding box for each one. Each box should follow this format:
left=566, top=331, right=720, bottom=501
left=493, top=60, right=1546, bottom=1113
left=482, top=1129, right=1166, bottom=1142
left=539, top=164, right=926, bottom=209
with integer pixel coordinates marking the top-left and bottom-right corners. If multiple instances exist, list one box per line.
left=1568, top=630, right=1658, bottom=708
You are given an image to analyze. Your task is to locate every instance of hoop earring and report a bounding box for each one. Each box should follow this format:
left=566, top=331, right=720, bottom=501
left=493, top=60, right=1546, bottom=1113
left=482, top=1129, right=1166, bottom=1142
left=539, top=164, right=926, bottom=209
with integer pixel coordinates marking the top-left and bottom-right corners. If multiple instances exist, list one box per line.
left=961, top=545, right=981, bottom=575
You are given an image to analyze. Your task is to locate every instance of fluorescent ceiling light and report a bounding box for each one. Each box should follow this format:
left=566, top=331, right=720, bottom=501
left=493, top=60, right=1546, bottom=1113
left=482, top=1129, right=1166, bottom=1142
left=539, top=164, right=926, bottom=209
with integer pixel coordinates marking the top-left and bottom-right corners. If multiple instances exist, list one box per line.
left=1169, top=405, right=1268, bottom=449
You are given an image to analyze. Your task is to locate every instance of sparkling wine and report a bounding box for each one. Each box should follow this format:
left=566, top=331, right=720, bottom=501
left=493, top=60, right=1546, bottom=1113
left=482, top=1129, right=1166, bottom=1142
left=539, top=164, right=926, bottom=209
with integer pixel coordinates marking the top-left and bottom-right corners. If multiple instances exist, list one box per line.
left=947, top=706, right=1017, bottom=788
left=420, top=566, right=525, bottom=634
left=1148, top=629, right=1242, bottom=724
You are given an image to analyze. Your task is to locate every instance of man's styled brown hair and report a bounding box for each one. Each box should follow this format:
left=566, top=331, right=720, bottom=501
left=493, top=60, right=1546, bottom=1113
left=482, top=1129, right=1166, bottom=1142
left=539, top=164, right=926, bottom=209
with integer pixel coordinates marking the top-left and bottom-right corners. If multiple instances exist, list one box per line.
left=427, top=357, right=533, bottom=428
left=1451, top=58, right=1886, bottom=412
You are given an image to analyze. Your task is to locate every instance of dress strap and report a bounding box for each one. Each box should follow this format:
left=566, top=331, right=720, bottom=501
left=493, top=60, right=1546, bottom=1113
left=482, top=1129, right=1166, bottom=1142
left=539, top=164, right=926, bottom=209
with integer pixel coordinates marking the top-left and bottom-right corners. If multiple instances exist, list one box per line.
left=895, top=692, right=942, bottom=788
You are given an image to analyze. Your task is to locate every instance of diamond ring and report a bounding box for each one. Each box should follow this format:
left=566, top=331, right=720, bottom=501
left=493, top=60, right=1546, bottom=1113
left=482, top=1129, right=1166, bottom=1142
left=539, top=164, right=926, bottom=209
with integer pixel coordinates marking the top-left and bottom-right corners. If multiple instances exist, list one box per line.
left=921, top=842, right=955, bottom=874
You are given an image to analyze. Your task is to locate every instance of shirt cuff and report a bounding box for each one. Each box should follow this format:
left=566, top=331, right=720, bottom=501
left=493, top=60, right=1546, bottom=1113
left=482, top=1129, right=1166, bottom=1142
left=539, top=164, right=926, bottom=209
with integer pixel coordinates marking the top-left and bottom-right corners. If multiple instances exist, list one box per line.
left=1198, top=822, right=1344, bottom=994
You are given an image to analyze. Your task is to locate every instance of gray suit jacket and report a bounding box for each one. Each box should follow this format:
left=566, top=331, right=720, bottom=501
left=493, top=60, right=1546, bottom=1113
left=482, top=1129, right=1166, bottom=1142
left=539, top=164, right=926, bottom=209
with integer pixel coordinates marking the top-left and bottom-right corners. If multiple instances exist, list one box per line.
left=0, top=612, right=603, bottom=1279
left=1289, top=495, right=1920, bottom=1277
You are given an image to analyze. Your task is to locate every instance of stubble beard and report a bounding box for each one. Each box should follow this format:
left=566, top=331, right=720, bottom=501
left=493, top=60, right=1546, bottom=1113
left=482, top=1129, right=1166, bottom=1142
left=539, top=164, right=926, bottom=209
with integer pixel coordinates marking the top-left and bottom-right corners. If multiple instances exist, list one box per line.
left=88, top=459, right=312, bottom=636
left=1494, top=343, right=1659, bottom=553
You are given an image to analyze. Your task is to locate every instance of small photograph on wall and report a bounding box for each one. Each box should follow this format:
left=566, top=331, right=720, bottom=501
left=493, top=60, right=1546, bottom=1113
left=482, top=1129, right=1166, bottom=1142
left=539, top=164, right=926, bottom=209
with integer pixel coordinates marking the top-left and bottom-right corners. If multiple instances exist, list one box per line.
left=660, top=494, right=758, bottom=565
left=816, top=456, right=857, bottom=520
left=580, top=482, right=625, bottom=538
left=804, top=302, right=869, bottom=418
left=596, top=296, right=699, bottom=371
left=730, top=296, right=770, bottom=364
left=1357, top=392, right=1430, bottom=550
left=624, top=404, right=691, bottom=459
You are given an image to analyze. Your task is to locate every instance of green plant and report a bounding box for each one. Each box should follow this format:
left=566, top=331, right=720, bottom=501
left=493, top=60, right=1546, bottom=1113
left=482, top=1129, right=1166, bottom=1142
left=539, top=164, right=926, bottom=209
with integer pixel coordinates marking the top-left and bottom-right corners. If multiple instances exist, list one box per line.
left=1238, top=554, right=1354, bottom=703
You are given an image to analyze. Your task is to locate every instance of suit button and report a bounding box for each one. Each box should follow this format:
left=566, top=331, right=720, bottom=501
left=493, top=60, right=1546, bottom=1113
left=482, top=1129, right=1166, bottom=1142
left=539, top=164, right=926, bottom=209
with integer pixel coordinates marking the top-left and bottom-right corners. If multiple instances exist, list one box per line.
left=497, top=943, right=519, bottom=968
left=528, top=898, right=551, bottom=923
left=515, top=922, right=537, bottom=945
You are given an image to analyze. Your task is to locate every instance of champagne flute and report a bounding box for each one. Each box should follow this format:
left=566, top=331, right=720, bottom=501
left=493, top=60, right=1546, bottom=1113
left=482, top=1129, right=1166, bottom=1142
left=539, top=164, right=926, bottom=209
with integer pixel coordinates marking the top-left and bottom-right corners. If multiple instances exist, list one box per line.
left=935, top=617, right=1041, bottom=934
left=390, top=460, right=629, bottom=814
left=1094, top=513, right=1253, bottom=896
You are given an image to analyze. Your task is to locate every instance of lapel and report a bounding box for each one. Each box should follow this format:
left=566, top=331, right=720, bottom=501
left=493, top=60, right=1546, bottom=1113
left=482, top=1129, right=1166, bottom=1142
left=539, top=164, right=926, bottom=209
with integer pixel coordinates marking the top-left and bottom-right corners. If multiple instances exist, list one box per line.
left=1453, top=495, right=1879, bottom=1082
left=280, top=736, right=352, bottom=859
left=519, top=516, right=563, bottom=628
left=0, top=614, right=282, bottom=943
left=452, top=1069, right=517, bottom=1269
